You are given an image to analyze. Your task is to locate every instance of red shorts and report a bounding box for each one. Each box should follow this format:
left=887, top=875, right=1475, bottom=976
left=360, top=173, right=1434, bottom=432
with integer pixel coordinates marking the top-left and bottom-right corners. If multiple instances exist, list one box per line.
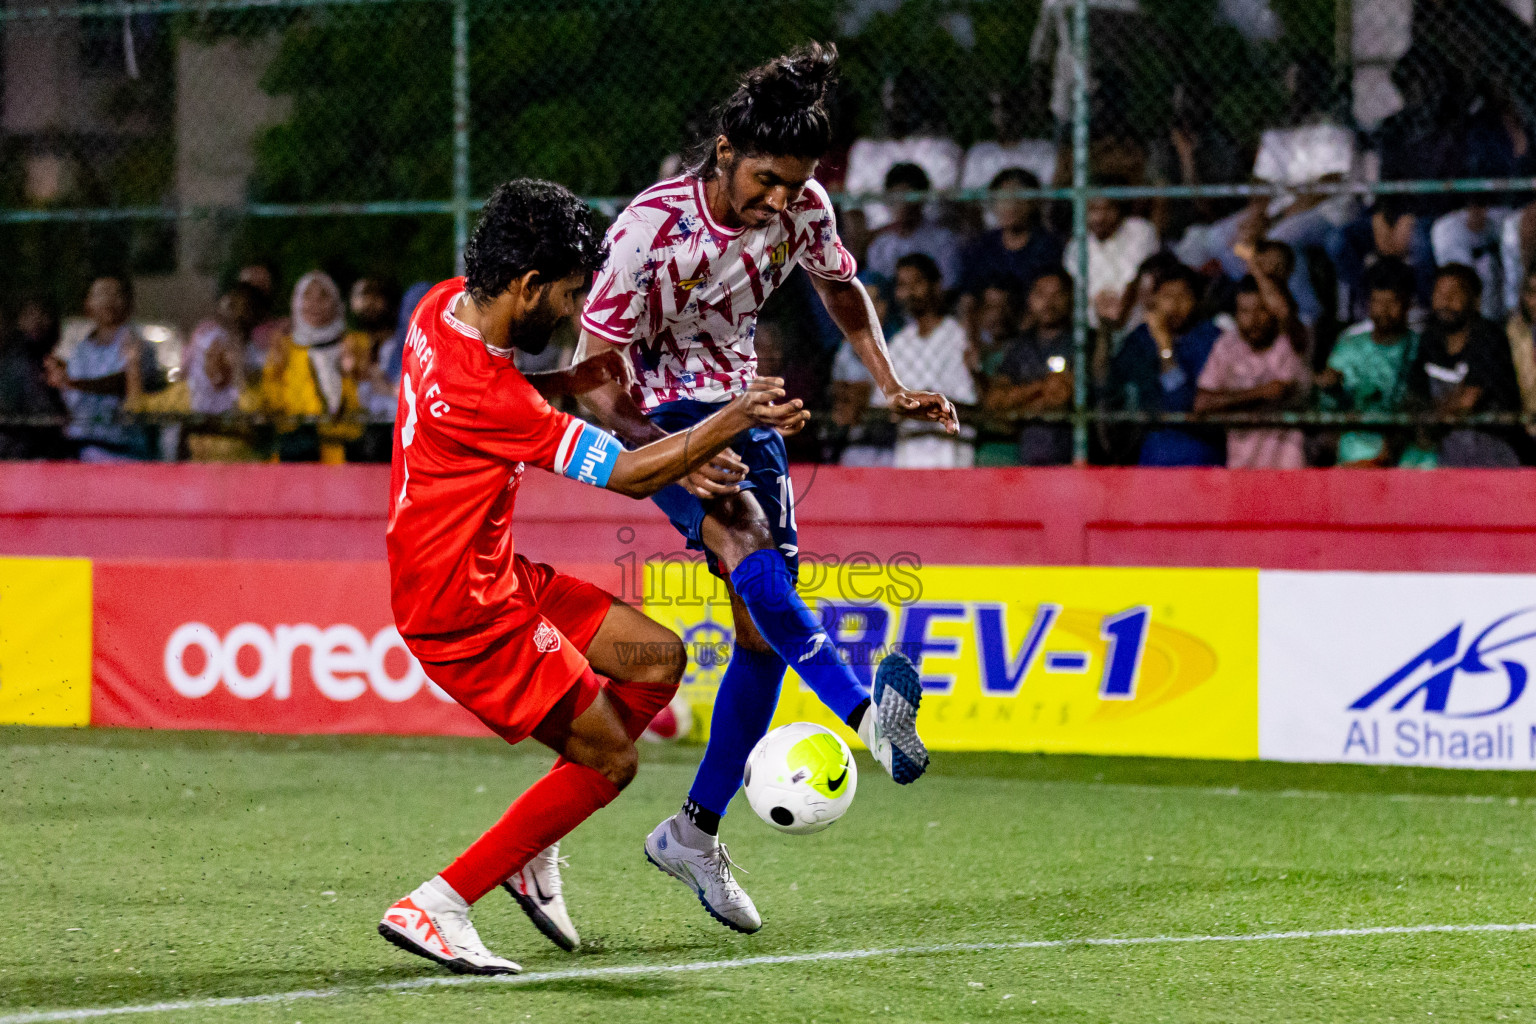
left=417, top=555, right=615, bottom=745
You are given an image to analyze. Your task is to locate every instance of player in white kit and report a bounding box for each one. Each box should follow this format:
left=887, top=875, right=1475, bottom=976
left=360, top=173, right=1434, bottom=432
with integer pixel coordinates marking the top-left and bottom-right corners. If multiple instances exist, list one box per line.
left=525, top=43, right=959, bottom=942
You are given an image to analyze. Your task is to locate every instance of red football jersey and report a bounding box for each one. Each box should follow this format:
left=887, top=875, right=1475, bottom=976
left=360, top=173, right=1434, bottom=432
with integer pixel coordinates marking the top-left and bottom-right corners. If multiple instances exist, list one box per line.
left=387, top=278, right=621, bottom=662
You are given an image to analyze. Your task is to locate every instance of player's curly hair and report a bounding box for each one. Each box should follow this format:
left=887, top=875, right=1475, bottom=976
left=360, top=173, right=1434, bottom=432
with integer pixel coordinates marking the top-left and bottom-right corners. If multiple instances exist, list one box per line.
left=692, top=42, right=838, bottom=178
left=463, top=179, right=607, bottom=303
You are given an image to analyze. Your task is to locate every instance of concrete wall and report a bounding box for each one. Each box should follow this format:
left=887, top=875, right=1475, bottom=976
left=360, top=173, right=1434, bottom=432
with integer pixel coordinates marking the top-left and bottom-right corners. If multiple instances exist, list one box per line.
left=2, top=463, right=1534, bottom=575
left=135, top=34, right=290, bottom=328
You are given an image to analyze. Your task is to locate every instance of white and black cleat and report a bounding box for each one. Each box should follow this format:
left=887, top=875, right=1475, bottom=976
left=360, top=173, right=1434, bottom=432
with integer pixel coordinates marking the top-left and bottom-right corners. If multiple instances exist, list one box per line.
left=861, top=651, right=929, bottom=784
left=503, top=842, right=580, bottom=952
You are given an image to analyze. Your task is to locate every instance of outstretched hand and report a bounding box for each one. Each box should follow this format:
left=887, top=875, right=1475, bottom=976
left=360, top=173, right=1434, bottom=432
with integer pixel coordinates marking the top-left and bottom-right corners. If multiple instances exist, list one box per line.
left=888, top=387, right=959, bottom=434
left=734, top=376, right=811, bottom=436
left=684, top=448, right=748, bottom=498
left=44, top=355, right=69, bottom=391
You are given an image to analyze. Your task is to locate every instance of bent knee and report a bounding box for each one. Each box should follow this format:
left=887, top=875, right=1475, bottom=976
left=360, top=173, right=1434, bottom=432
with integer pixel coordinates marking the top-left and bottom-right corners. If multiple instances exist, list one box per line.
left=630, top=635, right=686, bottom=689
left=600, top=740, right=639, bottom=790
left=707, top=501, right=776, bottom=572
left=709, top=521, right=774, bottom=577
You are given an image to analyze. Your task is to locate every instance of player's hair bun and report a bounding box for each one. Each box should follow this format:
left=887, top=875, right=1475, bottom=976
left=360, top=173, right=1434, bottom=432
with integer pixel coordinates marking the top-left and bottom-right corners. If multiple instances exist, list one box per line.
left=700, top=42, right=838, bottom=171
left=741, top=41, right=838, bottom=119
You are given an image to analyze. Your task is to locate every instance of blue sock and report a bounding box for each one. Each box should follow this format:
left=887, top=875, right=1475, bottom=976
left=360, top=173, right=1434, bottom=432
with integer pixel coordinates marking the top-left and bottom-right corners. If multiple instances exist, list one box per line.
left=729, top=549, right=870, bottom=723
left=688, top=646, right=786, bottom=817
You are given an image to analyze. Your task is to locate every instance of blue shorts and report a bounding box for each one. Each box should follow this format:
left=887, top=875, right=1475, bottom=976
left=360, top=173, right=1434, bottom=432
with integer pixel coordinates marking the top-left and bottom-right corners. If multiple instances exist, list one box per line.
left=647, top=398, right=798, bottom=578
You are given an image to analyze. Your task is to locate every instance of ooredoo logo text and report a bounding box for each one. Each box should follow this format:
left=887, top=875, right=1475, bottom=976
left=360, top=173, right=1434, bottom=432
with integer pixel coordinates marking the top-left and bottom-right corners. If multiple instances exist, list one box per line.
left=163, top=622, right=452, bottom=704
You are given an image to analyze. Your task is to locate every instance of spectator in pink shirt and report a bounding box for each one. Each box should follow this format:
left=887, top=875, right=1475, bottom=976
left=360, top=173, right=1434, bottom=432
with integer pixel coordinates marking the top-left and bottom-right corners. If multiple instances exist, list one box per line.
left=1195, top=276, right=1311, bottom=468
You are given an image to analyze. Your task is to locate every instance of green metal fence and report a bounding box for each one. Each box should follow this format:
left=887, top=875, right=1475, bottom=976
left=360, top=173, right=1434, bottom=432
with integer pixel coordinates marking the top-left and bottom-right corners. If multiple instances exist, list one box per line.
left=4, top=0, right=1536, bottom=462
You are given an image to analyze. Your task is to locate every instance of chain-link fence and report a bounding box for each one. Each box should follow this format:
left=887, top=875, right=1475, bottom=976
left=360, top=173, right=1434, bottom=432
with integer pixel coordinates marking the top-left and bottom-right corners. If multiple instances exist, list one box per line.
left=3, top=0, right=1536, bottom=464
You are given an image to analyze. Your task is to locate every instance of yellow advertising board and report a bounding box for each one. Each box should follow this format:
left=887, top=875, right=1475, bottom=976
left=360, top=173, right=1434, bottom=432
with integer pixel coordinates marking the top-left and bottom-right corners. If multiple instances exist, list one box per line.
left=644, top=563, right=1258, bottom=760
left=0, top=557, right=93, bottom=727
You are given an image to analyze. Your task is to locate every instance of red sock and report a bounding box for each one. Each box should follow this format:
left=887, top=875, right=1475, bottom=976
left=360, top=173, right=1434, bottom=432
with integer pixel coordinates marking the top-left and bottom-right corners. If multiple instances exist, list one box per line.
left=439, top=761, right=619, bottom=904
left=551, top=677, right=677, bottom=773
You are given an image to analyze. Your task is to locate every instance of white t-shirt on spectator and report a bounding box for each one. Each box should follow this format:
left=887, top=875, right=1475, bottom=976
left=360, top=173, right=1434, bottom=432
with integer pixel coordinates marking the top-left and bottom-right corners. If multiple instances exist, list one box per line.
left=1252, top=123, right=1358, bottom=218
left=832, top=338, right=889, bottom=406
left=1251, top=124, right=1355, bottom=186
left=865, top=222, right=964, bottom=291
left=845, top=136, right=964, bottom=231
left=886, top=315, right=977, bottom=468
left=1063, top=216, right=1160, bottom=327
left=831, top=340, right=894, bottom=467
left=960, top=140, right=1059, bottom=191
left=886, top=316, right=976, bottom=402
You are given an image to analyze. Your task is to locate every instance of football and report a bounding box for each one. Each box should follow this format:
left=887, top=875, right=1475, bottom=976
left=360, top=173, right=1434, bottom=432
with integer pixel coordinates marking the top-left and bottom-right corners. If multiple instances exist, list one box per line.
left=743, top=722, right=857, bottom=835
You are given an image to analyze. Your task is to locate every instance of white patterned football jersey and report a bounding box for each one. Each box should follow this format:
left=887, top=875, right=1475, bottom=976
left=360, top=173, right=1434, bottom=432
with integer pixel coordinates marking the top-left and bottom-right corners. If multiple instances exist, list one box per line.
left=580, top=174, right=856, bottom=411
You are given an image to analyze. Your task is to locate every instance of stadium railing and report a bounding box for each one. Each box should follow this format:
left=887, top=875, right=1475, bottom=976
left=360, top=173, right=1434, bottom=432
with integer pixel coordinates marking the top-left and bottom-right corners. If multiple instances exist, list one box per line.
left=4, top=0, right=1536, bottom=464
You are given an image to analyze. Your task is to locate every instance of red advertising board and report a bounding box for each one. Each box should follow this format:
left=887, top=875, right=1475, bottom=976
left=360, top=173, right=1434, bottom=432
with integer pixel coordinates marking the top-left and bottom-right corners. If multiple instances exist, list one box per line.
left=94, top=560, right=592, bottom=737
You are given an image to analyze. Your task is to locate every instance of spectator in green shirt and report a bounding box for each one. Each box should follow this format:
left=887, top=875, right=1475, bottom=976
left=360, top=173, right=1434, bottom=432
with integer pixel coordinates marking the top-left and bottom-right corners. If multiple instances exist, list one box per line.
left=1315, top=258, right=1421, bottom=466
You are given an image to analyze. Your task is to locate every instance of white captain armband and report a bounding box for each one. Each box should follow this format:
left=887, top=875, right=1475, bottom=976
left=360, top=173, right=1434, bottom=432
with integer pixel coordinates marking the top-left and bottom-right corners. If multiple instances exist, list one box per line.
left=554, top=418, right=621, bottom=488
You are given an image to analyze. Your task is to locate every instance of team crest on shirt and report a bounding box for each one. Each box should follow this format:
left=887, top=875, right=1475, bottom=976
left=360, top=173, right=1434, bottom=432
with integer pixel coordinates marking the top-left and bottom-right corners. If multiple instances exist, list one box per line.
left=533, top=621, right=561, bottom=654
left=768, top=241, right=789, bottom=268
left=677, top=276, right=706, bottom=291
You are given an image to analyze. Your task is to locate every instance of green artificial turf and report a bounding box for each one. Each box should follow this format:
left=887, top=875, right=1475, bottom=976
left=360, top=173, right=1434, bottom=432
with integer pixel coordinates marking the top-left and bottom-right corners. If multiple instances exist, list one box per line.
left=4, top=726, right=1536, bottom=1023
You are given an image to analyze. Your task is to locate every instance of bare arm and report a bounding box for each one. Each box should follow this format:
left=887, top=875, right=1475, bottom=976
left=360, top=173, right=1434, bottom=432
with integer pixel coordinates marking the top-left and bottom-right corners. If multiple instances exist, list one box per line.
left=571, top=331, right=668, bottom=446
left=987, top=372, right=1074, bottom=416
left=1194, top=379, right=1296, bottom=414
left=525, top=348, right=626, bottom=401
left=1439, top=384, right=1483, bottom=416
left=61, top=371, right=129, bottom=397
left=204, top=338, right=239, bottom=392
left=572, top=330, right=752, bottom=499
left=982, top=376, right=1043, bottom=414
left=605, top=377, right=807, bottom=498
left=1234, top=242, right=1309, bottom=352
left=811, top=275, right=958, bottom=433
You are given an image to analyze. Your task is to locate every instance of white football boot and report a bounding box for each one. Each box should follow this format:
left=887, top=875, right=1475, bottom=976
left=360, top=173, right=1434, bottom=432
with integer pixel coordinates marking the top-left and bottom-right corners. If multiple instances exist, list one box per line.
left=378, top=879, right=521, bottom=975
left=859, top=651, right=930, bottom=785
left=503, top=843, right=580, bottom=952
left=644, top=816, right=762, bottom=934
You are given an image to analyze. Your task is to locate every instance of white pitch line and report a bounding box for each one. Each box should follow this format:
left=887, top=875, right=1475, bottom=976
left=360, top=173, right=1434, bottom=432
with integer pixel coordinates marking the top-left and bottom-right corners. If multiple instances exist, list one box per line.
left=3, top=922, right=1533, bottom=1024
left=16, top=744, right=1536, bottom=808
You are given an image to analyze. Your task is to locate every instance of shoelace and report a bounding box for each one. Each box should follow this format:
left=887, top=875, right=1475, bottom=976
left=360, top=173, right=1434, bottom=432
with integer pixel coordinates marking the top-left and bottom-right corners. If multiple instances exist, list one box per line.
left=535, top=853, right=571, bottom=897
left=705, top=843, right=748, bottom=898
left=438, top=906, right=497, bottom=959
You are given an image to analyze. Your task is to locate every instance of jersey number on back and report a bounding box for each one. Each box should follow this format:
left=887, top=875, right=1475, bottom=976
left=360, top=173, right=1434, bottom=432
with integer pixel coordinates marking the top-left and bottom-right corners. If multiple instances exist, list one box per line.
left=398, top=371, right=419, bottom=506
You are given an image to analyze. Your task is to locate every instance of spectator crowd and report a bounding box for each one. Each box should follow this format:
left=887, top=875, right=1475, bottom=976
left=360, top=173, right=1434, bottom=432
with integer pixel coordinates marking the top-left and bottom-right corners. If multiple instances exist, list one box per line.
left=0, top=266, right=417, bottom=464
left=809, top=62, right=1536, bottom=471
left=6, top=68, right=1536, bottom=469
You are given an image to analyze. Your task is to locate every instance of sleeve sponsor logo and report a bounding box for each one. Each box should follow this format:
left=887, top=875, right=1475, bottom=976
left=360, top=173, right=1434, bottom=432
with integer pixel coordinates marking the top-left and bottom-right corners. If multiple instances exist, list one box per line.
left=555, top=421, right=619, bottom=488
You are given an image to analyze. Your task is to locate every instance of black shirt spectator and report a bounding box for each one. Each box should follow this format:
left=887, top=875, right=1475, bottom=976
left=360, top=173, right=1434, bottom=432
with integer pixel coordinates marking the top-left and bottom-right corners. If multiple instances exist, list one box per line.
left=0, top=299, right=64, bottom=459
left=959, top=169, right=1063, bottom=301
left=982, top=269, right=1076, bottom=465
left=1106, top=265, right=1224, bottom=466
left=1408, top=264, right=1524, bottom=466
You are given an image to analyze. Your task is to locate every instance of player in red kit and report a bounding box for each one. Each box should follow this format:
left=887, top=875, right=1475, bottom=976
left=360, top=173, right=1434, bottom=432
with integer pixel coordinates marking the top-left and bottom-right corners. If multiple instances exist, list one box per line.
left=378, top=179, right=808, bottom=975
